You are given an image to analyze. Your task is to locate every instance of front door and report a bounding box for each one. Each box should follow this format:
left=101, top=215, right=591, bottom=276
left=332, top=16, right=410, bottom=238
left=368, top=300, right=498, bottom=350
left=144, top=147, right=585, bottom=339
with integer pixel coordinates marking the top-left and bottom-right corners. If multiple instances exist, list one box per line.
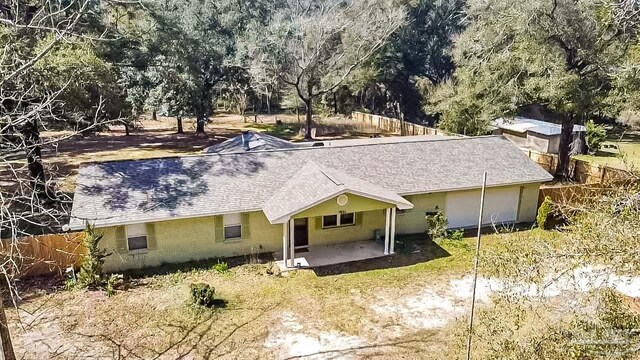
left=293, top=218, right=309, bottom=250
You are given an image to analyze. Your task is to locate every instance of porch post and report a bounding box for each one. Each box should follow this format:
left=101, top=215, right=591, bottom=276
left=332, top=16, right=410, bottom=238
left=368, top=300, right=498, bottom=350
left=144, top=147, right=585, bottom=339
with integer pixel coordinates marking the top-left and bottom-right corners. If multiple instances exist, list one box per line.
left=390, top=207, right=396, bottom=254
left=282, top=221, right=289, bottom=267
left=384, top=208, right=391, bottom=255
left=289, top=218, right=295, bottom=267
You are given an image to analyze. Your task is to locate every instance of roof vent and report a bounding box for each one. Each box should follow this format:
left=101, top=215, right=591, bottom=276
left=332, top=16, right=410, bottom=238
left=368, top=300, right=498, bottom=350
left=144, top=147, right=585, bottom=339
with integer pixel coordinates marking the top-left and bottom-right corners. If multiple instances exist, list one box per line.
left=312, top=142, right=324, bottom=147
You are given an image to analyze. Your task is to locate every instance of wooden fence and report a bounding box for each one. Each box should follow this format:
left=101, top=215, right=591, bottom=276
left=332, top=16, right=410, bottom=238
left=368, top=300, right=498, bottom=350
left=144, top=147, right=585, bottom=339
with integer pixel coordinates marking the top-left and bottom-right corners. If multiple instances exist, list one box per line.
left=351, top=111, right=635, bottom=185
left=351, top=111, right=462, bottom=137
left=1, top=232, right=85, bottom=278
left=538, top=184, right=612, bottom=207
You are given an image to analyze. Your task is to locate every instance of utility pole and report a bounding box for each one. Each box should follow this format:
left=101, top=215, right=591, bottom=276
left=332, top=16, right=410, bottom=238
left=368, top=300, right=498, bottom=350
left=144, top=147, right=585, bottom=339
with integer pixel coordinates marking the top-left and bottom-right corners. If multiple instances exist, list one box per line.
left=466, top=171, right=487, bottom=360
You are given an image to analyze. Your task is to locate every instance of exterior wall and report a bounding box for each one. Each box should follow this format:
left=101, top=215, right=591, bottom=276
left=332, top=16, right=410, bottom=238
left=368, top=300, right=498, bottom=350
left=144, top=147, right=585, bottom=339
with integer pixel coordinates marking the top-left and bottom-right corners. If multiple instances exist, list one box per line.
left=526, top=132, right=552, bottom=153
left=517, top=184, right=540, bottom=223
left=293, top=193, right=391, bottom=219
left=295, top=193, right=392, bottom=246
left=99, top=211, right=283, bottom=272
left=98, top=185, right=542, bottom=272
left=395, top=193, right=446, bottom=235
left=547, top=135, right=561, bottom=154
left=307, top=210, right=386, bottom=246
left=501, top=129, right=528, bottom=148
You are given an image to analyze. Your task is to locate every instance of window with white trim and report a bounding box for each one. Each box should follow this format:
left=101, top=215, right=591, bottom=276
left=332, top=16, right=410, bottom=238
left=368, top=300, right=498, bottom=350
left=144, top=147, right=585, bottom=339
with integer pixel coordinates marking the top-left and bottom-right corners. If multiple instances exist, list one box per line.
left=126, top=223, right=148, bottom=251
left=322, top=212, right=356, bottom=228
left=223, top=213, right=242, bottom=240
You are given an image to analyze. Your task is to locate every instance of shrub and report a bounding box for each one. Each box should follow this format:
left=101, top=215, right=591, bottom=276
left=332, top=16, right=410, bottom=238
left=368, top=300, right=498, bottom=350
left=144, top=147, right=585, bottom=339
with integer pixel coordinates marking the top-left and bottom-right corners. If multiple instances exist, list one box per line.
left=74, top=223, right=119, bottom=295
left=190, top=283, right=217, bottom=308
left=76, top=223, right=108, bottom=289
left=425, top=212, right=448, bottom=241
left=536, top=196, right=554, bottom=230
left=585, top=120, right=607, bottom=155
left=448, top=229, right=465, bottom=241
left=212, top=261, right=229, bottom=274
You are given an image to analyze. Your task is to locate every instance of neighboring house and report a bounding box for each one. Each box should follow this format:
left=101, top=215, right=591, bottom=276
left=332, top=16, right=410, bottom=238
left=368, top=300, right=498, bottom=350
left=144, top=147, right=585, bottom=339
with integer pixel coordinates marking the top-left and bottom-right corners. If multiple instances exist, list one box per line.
left=492, top=117, right=586, bottom=154
left=203, top=131, right=299, bottom=153
left=69, top=136, right=552, bottom=272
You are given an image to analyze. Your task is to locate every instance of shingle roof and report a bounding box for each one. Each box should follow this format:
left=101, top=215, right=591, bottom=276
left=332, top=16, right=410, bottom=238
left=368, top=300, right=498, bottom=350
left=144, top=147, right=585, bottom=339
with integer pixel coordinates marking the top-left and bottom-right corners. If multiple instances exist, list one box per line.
left=493, top=117, right=586, bottom=136
left=69, top=135, right=553, bottom=230
left=262, top=161, right=413, bottom=223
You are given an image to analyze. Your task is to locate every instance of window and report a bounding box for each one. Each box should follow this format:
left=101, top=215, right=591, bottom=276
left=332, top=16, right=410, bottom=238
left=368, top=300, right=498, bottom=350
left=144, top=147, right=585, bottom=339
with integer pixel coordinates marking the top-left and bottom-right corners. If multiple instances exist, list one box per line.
left=126, top=224, right=148, bottom=251
left=223, top=213, right=242, bottom=240
left=322, top=215, right=338, bottom=227
left=339, top=212, right=355, bottom=225
left=322, top=212, right=355, bottom=228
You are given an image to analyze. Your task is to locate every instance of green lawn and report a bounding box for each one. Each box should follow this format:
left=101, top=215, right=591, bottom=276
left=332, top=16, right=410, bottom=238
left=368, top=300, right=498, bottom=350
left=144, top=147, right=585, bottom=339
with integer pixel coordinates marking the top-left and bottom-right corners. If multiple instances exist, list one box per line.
left=573, top=128, right=640, bottom=170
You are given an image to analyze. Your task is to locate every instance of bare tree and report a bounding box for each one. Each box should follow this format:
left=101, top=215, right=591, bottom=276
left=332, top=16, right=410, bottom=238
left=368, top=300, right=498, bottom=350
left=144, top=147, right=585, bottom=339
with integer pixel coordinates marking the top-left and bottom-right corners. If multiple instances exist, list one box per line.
left=250, top=0, right=406, bottom=139
left=0, top=1, right=129, bottom=358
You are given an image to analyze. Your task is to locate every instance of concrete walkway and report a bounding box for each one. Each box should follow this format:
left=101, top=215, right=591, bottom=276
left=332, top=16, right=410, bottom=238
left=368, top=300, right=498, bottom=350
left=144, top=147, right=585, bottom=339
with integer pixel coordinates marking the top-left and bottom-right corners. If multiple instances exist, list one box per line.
left=276, top=240, right=387, bottom=271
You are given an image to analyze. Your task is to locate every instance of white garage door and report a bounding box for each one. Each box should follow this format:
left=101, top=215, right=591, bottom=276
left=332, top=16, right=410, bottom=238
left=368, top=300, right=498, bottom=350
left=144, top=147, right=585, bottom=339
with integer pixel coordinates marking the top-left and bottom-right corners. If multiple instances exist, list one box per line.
left=445, top=187, right=520, bottom=229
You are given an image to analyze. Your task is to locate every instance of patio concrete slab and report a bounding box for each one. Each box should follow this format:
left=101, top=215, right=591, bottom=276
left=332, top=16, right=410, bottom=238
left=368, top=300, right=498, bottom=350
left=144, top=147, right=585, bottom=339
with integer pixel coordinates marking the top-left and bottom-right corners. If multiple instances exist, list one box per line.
left=276, top=240, right=388, bottom=271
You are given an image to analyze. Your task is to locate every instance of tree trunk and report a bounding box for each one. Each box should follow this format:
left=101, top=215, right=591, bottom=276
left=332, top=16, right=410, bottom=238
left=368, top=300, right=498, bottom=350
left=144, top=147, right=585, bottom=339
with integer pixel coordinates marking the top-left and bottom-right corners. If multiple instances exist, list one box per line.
left=333, top=92, right=338, bottom=115
left=152, top=109, right=157, bottom=121
left=196, top=115, right=206, bottom=135
left=266, top=93, right=271, bottom=115
left=124, top=121, right=130, bottom=136
left=0, top=299, right=15, bottom=360
left=397, top=101, right=405, bottom=136
left=295, top=96, right=300, bottom=123
left=23, top=119, right=46, bottom=196
left=555, top=115, right=575, bottom=179
left=176, top=116, right=183, bottom=134
left=304, top=97, right=313, bottom=140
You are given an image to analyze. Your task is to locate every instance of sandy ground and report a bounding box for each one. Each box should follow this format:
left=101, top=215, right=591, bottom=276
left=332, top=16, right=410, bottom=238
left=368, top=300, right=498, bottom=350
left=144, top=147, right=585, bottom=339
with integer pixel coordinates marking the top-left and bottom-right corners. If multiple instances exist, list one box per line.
left=10, top=265, right=640, bottom=360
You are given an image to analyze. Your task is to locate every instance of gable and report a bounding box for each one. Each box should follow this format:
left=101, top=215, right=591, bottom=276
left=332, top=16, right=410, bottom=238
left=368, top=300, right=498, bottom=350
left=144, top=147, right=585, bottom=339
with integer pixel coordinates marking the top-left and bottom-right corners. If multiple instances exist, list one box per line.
left=293, top=193, right=394, bottom=219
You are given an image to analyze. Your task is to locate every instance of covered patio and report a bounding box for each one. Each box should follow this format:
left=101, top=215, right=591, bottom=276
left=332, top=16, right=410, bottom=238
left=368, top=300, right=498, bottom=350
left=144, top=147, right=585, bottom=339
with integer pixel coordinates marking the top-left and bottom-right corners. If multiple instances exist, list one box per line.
left=275, top=239, right=387, bottom=270
left=262, top=161, right=414, bottom=270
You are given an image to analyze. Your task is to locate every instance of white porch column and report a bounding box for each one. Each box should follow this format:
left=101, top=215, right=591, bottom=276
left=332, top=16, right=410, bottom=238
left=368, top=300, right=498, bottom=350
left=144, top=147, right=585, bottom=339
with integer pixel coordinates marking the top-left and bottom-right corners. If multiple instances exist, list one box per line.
left=384, top=208, right=391, bottom=255
left=289, top=219, right=295, bottom=268
left=390, top=207, right=397, bottom=254
left=282, top=221, right=289, bottom=267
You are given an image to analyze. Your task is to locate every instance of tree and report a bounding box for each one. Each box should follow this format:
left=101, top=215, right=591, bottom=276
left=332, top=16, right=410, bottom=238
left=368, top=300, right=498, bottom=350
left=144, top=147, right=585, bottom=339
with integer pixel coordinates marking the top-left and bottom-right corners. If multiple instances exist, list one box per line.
left=249, top=0, right=406, bottom=139
left=146, top=0, right=229, bottom=135
left=429, top=0, right=640, bottom=178
left=1, top=1, right=132, bottom=358
left=453, top=187, right=640, bottom=359
left=358, top=0, right=466, bottom=121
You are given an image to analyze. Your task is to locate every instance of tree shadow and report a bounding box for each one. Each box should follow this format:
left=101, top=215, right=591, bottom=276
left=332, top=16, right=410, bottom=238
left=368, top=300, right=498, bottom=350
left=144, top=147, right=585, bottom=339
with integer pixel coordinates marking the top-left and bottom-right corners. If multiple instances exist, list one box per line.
left=79, top=157, right=215, bottom=212
left=313, top=237, right=451, bottom=277
left=77, top=150, right=274, bottom=213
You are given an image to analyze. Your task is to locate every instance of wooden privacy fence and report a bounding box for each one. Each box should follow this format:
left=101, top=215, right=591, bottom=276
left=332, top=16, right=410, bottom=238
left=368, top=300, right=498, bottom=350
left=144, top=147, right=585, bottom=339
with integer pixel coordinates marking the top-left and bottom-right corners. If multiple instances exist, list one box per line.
left=0, top=232, right=85, bottom=278
left=351, top=111, right=463, bottom=137
left=538, top=184, right=611, bottom=207
left=351, top=111, right=636, bottom=185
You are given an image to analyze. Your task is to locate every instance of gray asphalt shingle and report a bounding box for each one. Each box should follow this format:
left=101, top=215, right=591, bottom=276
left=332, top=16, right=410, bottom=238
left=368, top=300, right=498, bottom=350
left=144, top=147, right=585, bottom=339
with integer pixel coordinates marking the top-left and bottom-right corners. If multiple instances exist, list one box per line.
left=69, top=135, right=553, bottom=229
left=262, top=161, right=413, bottom=223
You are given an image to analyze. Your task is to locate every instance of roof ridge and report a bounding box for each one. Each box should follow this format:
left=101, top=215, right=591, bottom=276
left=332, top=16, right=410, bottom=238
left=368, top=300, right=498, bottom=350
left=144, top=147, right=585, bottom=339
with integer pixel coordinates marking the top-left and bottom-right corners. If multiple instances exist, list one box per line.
left=79, top=135, right=506, bottom=167
left=320, top=169, right=343, bottom=186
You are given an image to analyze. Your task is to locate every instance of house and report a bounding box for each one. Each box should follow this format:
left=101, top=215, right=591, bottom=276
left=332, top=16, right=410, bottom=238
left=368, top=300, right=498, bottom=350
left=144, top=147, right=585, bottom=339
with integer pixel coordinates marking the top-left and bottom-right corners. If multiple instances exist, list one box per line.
left=492, top=116, right=586, bottom=154
left=69, top=135, right=553, bottom=272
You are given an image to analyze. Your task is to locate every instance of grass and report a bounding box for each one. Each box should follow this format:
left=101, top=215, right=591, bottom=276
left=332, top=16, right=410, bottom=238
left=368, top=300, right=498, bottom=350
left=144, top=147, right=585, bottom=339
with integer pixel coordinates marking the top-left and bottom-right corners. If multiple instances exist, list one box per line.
left=11, top=230, right=548, bottom=359
left=573, top=128, right=640, bottom=170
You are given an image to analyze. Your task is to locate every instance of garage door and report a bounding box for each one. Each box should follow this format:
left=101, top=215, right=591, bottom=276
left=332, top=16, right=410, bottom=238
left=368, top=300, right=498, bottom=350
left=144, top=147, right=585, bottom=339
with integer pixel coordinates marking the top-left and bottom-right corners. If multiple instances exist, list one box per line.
left=445, top=187, right=520, bottom=229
